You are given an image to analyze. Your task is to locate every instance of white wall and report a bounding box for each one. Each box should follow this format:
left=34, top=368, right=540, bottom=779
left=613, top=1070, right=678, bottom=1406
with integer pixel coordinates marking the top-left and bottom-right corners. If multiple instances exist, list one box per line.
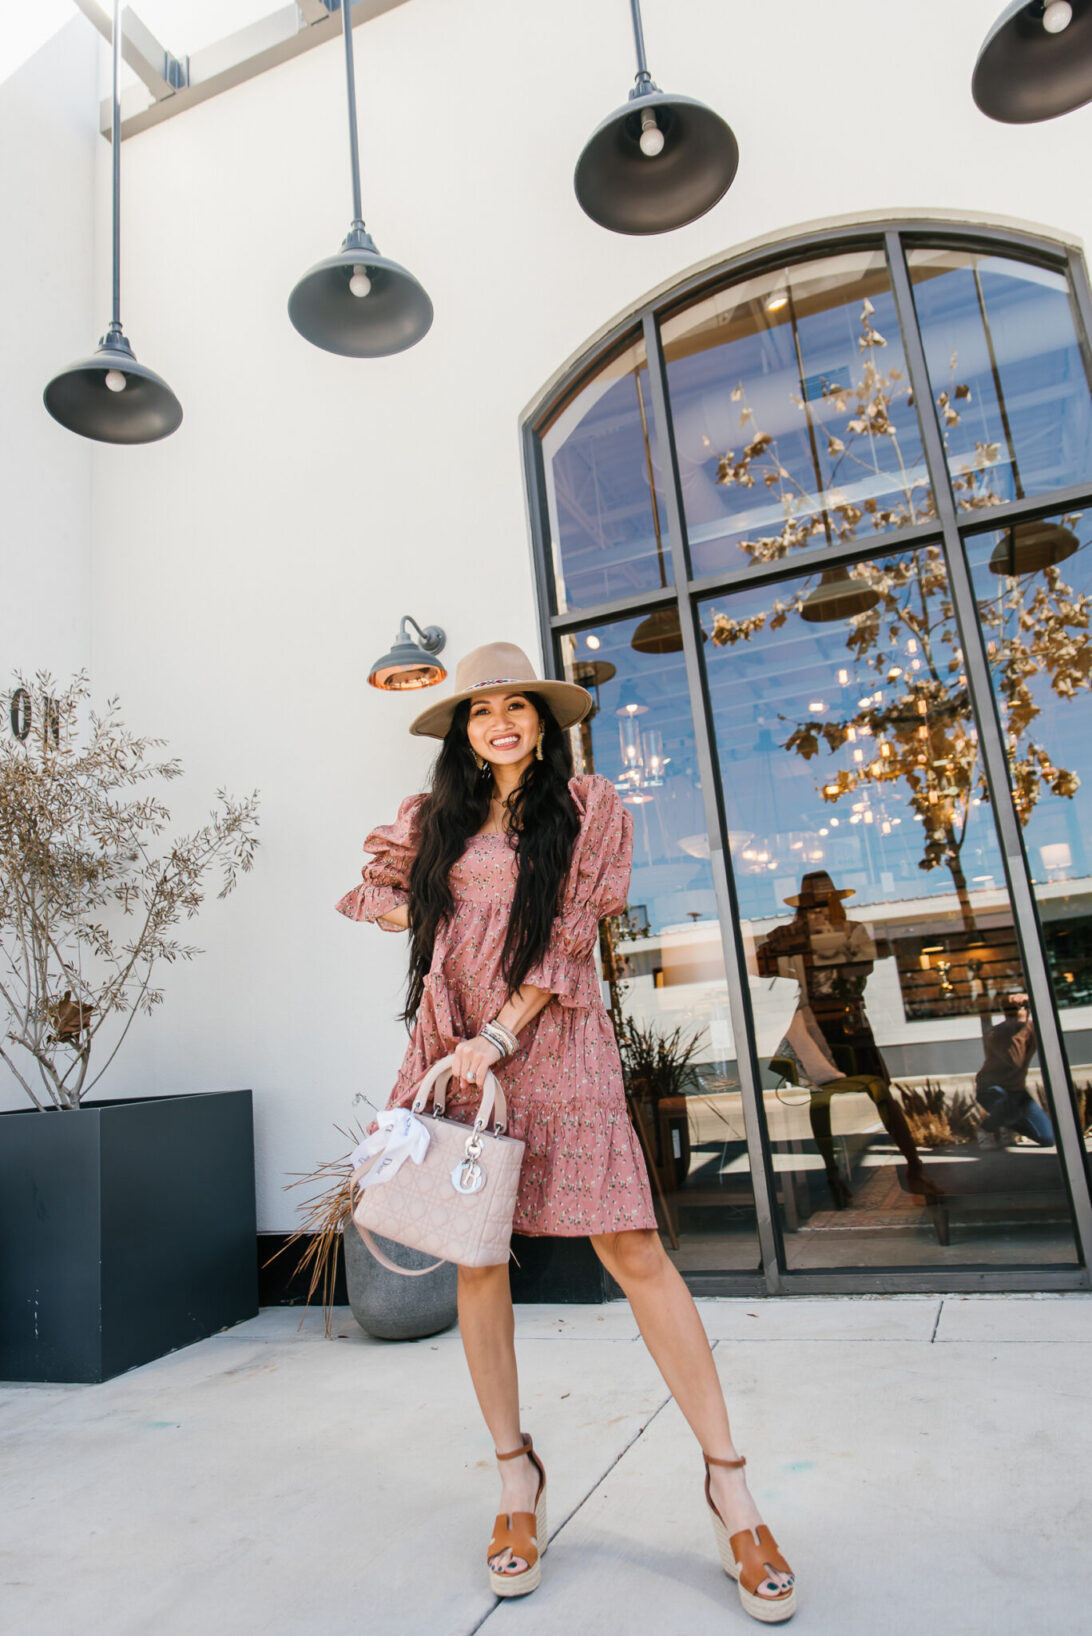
left=0, top=17, right=95, bottom=686
left=22, top=0, right=1092, bottom=1223
left=0, top=18, right=97, bottom=1116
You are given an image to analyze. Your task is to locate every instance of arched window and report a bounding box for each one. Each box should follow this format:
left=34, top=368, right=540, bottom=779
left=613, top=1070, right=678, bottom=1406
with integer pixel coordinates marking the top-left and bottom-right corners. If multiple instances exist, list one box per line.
left=524, top=223, right=1092, bottom=1291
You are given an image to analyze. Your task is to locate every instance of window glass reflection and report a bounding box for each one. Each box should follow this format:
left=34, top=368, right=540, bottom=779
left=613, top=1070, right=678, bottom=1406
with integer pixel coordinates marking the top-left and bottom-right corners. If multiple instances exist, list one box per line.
left=559, top=620, right=760, bottom=1271
left=661, top=249, right=930, bottom=579
left=541, top=335, right=669, bottom=613
left=967, top=511, right=1092, bottom=1179
left=908, top=249, right=1092, bottom=506
left=700, top=548, right=1079, bottom=1269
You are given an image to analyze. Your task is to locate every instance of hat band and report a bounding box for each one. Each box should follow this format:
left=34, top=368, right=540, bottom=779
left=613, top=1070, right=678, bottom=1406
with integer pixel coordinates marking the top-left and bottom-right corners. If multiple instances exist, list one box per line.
left=467, top=675, right=531, bottom=689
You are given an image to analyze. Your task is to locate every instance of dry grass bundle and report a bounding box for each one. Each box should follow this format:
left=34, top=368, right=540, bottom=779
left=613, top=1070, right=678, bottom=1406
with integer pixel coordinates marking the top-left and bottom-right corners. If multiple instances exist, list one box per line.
left=264, top=1127, right=361, bottom=1337
left=894, top=1079, right=980, bottom=1147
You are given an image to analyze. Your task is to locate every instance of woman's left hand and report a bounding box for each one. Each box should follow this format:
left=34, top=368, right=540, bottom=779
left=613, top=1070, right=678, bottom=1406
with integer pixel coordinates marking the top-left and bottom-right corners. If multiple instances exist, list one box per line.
left=451, top=1034, right=503, bottom=1087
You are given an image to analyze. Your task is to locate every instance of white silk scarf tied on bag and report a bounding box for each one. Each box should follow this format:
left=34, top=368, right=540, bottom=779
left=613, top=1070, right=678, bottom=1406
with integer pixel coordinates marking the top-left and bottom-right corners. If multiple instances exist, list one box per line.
left=350, top=1055, right=526, bottom=1276
left=350, top=1107, right=431, bottom=1190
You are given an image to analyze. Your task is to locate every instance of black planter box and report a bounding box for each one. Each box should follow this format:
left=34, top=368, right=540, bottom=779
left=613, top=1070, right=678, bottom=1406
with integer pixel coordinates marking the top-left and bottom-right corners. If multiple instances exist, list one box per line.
left=0, top=1090, right=258, bottom=1383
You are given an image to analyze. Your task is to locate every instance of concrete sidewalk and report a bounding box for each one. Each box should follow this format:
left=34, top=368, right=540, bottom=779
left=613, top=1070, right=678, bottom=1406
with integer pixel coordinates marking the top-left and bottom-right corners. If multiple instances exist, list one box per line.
left=2, top=1293, right=1090, bottom=1636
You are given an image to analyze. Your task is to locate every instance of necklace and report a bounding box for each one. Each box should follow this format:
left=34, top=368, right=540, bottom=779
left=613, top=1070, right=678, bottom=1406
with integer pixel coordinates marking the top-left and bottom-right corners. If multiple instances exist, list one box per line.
left=480, top=791, right=512, bottom=835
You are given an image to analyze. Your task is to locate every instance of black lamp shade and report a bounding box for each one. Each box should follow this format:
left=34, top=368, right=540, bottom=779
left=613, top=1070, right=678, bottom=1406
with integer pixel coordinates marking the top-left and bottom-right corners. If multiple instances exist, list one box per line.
left=800, top=567, right=881, bottom=624
left=631, top=606, right=709, bottom=653
left=973, top=0, right=1092, bottom=122
left=289, top=228, right=433, bottom=358
left=574, top=89, right=739, bottom=235
left=43, top=330, right=182, bottom=445
left=988, top=519, right=1080, bottom=573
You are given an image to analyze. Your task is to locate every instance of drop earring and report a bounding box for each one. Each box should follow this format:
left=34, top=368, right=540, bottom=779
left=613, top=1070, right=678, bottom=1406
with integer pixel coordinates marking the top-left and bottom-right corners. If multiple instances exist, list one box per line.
left=473, top=751, right=486, bottom=771
left=535, top=728, right=545, bottom=761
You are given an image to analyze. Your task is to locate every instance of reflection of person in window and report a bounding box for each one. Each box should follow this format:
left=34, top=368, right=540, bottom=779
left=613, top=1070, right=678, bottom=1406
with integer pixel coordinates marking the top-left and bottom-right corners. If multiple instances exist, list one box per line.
left=975, top=994, right=1052, bottom=1148
left=756, top=871, right=938, bottom=1208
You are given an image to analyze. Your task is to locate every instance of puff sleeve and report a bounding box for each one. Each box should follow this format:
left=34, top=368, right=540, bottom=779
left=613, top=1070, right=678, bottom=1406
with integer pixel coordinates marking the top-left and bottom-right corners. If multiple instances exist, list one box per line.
left=522, top=775, right=632, bottom=1006
left=335, top=793, right=426, bottom=929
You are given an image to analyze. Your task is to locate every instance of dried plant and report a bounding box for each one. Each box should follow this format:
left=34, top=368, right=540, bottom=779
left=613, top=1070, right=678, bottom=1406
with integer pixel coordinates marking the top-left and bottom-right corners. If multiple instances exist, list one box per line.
left=617, top=1015, right=705, bottom=1100
left=894, top=1079, right=980, bottom=1147
left=0, top=672, right=260, bottom=1109
left=267, top=1129, right=361, bottom=1336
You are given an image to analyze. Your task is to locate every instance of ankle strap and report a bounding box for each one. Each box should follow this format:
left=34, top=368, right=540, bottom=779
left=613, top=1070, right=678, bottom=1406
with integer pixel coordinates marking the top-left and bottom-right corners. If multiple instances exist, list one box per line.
left=704, top=1452, right=746, bottom=1469
left=496, top=1433, right=533, bottom=1461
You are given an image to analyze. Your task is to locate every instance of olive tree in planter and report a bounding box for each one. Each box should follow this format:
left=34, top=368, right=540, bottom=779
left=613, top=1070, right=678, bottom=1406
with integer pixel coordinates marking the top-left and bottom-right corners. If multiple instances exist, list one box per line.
left=0, top=674, right=260, bottom=1382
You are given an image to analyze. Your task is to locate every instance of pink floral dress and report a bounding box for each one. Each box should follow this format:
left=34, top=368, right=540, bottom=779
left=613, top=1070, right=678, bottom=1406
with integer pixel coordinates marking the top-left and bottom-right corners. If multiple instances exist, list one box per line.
left=336, top=774, right=655, bottom=1236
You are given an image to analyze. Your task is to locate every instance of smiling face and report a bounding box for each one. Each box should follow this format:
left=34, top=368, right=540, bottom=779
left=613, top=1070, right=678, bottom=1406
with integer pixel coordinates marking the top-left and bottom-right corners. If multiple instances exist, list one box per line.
left=466, top=691, right=541, bottom=775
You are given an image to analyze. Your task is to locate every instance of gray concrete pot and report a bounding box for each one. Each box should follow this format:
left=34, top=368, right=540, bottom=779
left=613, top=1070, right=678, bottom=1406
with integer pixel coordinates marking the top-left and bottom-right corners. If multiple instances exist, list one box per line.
left=342, top=1222, right=458, bottom=1341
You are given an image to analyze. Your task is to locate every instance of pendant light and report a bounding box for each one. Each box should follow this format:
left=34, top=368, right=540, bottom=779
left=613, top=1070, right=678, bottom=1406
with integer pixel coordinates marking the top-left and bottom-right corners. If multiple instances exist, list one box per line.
left=987, top=518, right=1079, bottom=574
left=973, top=0, right=1092, bottom=122
left=368, top=616, right=447, bottom=690
left=43, top=0, right=181, bottom=444
left=289, top=0, right=432, bottom=356
left=574, top=0, right=739, bottom=235
left=799, top=567, right=881, bottom=624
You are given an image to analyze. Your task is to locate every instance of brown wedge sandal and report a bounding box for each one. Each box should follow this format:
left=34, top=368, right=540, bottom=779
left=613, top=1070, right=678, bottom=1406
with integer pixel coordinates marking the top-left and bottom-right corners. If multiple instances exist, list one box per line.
left=487, top=1433, right=548, bottom=1599
left=703, top=1453, right=796, bottom=1624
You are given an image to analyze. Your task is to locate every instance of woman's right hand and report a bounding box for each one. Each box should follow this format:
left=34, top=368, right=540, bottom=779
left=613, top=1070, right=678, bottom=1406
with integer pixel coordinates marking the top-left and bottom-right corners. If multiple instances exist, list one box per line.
left=450, top=1034, right=503, bottom=1089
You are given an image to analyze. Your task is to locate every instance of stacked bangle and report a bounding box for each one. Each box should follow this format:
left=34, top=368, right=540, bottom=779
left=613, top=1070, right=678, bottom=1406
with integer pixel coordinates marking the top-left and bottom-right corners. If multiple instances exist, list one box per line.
left=481, top=1019, right=518, bottom=1059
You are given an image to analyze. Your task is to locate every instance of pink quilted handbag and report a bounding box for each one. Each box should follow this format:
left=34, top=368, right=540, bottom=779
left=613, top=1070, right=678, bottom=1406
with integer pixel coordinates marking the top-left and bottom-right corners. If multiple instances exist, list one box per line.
left=350, top=1055, right=525, bottom=1275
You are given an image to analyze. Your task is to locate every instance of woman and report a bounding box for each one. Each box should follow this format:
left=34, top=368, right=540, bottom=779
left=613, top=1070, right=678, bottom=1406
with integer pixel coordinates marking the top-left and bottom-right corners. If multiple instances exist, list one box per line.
left=337, top=641, right=795, bottom=1622
left=757, top=871, right=936, bottom=1208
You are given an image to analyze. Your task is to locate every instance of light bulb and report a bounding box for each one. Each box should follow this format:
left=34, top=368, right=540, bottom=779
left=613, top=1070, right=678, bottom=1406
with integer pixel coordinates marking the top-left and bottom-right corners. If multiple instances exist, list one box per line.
left=586, top=634, right=600, bottom=650
left=765, top=291, right=789, bottom=313
left=104, top=369, right=127, bottom=393
left=639, top=111, right=665, bottom=158
left=1043, top=1, right=1073, bottom=33
left=349, top=265, right=372, bottom=298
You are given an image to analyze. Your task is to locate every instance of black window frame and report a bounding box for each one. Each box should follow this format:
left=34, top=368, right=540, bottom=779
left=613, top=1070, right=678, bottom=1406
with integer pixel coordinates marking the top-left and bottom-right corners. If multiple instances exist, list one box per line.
left=521, top=219, right=1092, bottom=1296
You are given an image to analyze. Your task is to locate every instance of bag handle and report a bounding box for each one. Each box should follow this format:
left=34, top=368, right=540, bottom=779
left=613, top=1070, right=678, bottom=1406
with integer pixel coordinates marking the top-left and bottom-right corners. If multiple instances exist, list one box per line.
left=410, top=1053, right=509, bottom=1132
left=356, top=1226, right=445, bottom=1278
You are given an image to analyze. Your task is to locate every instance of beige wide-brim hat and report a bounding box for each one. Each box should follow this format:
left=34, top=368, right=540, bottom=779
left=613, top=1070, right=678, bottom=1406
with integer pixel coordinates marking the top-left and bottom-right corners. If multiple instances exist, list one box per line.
left=409, top=641, right=593, bottom=739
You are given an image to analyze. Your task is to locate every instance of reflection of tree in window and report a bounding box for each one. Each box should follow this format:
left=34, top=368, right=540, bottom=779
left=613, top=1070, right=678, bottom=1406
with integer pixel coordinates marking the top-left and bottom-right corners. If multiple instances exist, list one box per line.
left=709, top=542, right=1092, bottom=1033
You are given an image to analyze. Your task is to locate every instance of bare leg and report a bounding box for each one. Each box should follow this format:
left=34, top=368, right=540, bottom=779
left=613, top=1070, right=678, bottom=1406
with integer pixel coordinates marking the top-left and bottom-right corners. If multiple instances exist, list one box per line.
left=456, top=1263, right=539, bottom=1575
left=590, top=1229, right=791, bottom=1592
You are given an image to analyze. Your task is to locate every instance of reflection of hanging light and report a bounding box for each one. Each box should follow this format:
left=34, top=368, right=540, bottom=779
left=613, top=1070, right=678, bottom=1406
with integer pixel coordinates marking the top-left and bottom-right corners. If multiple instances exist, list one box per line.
left=615, top=714, right=670, bottom=801
left=632, top=606, right=681, bottom=652
left=619, top=713, right=644, bottom=775
left=644, top=729, right=668, bottom=784
left=573, top=659, right=617, bottom=719
left=631, top=602, right=711, bottom=654
left=800, top=567, right=881, bottom=623
left=615, top=680, right=649, bottom=716
left=987, top=520, right=1079, bottom=575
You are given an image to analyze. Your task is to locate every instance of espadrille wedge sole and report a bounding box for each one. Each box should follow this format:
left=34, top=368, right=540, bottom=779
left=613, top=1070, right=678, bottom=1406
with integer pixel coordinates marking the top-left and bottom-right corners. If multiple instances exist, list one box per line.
left=704, top=1453, right=796, bottom=1624
left=488, top=1433, right=548, bottom=1599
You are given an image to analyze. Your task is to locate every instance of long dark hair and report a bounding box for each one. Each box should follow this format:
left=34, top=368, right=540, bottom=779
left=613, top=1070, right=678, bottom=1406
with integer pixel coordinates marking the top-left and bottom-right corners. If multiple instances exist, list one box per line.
left=402, top=692, right=580, bottom=1023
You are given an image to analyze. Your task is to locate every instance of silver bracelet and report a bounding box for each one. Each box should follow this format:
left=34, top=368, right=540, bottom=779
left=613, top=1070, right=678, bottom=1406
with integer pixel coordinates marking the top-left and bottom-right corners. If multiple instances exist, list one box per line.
left=481, top=1020, right=517, bottom=1058
left=489, top=1019, right=519, bottom=1053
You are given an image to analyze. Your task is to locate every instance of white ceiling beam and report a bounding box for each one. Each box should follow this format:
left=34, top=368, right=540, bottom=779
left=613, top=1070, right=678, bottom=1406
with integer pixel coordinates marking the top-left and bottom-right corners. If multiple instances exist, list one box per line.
left=75, top=0, right=411, bottom=141
left=71, top=0, right=184, bottom=104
